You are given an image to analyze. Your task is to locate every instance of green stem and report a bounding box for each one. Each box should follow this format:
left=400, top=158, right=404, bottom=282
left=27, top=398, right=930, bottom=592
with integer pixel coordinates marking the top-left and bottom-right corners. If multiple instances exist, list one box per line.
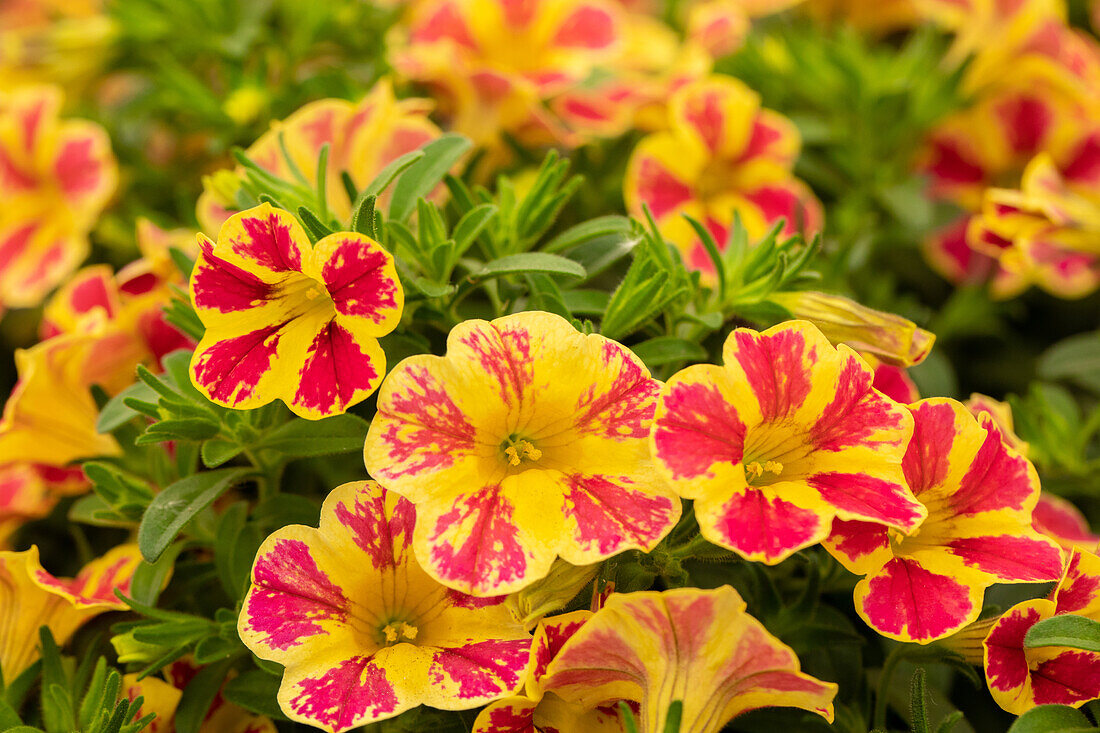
left=874, top=644, right=908, bottom=730
left=243, top=449, right=284, bottom=502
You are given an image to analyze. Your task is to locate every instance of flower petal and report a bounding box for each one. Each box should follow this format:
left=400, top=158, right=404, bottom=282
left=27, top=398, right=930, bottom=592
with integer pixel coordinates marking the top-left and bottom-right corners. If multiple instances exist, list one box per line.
left=855, top=557, right=984, bottom=643
left=310, top=232, right=403, bottom=335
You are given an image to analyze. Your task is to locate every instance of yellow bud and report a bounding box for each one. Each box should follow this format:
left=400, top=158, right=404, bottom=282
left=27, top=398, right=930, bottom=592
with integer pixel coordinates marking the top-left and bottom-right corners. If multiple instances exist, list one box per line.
left=771, top=291, right=935, bottom=367
left=202, top=169, right=244, bottom=208
left=223, top=86, right=268, bottom=126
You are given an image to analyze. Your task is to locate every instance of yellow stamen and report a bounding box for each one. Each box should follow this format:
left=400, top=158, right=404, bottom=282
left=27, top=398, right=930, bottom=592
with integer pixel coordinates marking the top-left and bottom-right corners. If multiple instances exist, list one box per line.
left=381, top=621, right=419, bottom=644
left=744, top=460, right=783, bottom=481
left=504, top=439, right=542, bottom=466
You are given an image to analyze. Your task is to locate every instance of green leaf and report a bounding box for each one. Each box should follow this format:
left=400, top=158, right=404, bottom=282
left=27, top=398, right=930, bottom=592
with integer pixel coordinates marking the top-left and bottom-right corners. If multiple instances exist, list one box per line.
left=543, top=215, right=633, bottom=254
left=388, top=134, right=471, bottom=221
left=452, top=204, right=496, bottom=257
left=630, top=337, right=708, bottom=369
left=351, top=194, right=378, bottom=237
left=1038, top=332, right=1100, bottom=393
left=410, top=277, right=456, bottom=298
left=97, top=382, right=158, bottom=433
left=173, top=659, right=232, bottom=733
left=130, top=542, right=185, bottom=605
left=253, top=413, right=369, bottom=458
left=1007, top=705, right=1093, bottom=732
left=201, top=439, right=242, bottom=468
left=143, top=418, right=220, bottom=442
left=362, top=149, right=425, bottom=198
left=137, top=468, right=252, bottom=562
left=297, top=206, right=333, bottom=242
left=0, top=698, right=23, bottom=729
left=221, top=670, right=287, bottom=720
left=474, top=253, right=585, bottom=280
left=1024, top=614, right=1100, bottom=652
left=561, top=289, right=609, bottom=315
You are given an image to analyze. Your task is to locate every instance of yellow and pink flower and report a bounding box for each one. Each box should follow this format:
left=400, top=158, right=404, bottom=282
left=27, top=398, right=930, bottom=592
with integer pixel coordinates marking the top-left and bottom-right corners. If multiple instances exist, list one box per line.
left=237, top=480, right=531, bottom=732
left=624, top=76, right=822, bottom=279
left=984, top=548, right=1100, bottom=714
left=189, top=204, right=403, bottom=420
left=364, top=310, right=680, bottom=596
left=652, top=321, right=924, bottom=565
left=826, top=399, right=1063, bottom=643
left=540, top=586, right=837, bottom=732
left=0, top=543, right=139, bottom=680
left=0, top=85, right=117, bottom=308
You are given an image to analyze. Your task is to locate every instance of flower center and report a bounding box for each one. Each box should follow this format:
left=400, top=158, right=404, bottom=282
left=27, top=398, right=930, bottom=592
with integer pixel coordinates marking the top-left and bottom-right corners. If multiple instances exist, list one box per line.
left=697, top=159, right=735, bottom=202
left=379, top=620, right=419, bottom=647
left=501, top=435, right=542, bottom=467
left=744, top=460, right=784, bottom=485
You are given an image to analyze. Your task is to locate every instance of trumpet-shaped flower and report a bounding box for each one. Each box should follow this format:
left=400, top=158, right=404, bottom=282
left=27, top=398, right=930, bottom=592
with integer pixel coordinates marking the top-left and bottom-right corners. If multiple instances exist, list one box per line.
left=364, top=311, right=680, bottom=595
left=0, top=330, right=119, bottom=467
left=964, top=392, right=1029, bottom=455
left=1032, top=493, right=1100, bottom=553
left=984, top=548, right=1100, bottom=714
left=540, top=586, right=837, bottom=733
left=237, top=481, right=531, bottom=732
left=624, top=76, right=822, bottom=279
left=189, top=204, right=402, bottom=420
left=474, top=611, right=626, bottom=733
left=0, top=463, right=56, bottom=548
left=0, top=85, right=116, bottom=308
left=197, top=80, right=439, bottom=235
left=652, top=321, right=923, bottom=564
left=0, top=543, right=139, bottom=680
left=825, top=398, right=1063, bottom=643
left=868, top=359, right=920, bottom=404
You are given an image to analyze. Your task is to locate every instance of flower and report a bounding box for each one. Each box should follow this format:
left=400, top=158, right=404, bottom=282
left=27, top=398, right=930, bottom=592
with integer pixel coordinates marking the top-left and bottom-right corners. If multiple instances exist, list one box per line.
left=0, top=543, right=139, bottom=680
left=651, top=320, right=924, bottom=564
left=869, top=359, right=920, bottom=404
left=237, top=480, right=531, bottom=732
left=1032, top=493, right=1099, bottom=554
left=0, top=330, right=120, bottom=467
left=196, top=79, right=440, bottom=234
left=0, top=85, right=117, bottom=308
left=0, top=0, right=115, bottom=93
left=984, top=548, right=1100, bottom=714
left=189, top=203, right=403, bottom=420
left=770, top=291, right=935, bottom=367
left=540, top=586, right=837, bottom=733
left=474, top=610, right=626, bottom=733
left=0, top=463, right=56, bottom=548
left=391, top=0, right=623, bottom=153
left=363, top=310, right=680, bottom=596
left=624, top=75, right=822, bottom=279
left=506, top=559, right=600, bottom=629
left=964, top=392, right=1028, bottom=455
left=825, top=398, right=1063, bottom=643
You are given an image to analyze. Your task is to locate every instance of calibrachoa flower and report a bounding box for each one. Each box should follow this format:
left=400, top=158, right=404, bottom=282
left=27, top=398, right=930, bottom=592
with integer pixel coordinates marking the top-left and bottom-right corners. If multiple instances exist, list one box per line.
left=0, top=0, right=115, bottom=94
left=825, top=398, right=1063, bottom=643
left=1032, top=493, right=1100, bottom=553
left=869, top=358, right=920, bottom=405
left=964, top=392, right=1028, bottom=455
left=0, top=543, right=139, bottom=680
left=540, top=586, right=838, bottom=733
left=984, top=548, right=1100, bottom=714
left=651, top=320, right=924, bottom=564
left=364, top=310, right=680, bottom=595
left=624, top=75, right=822, bottom=278
left=189, top=203, right=403, bottom=420
left=0, top=84, right=116, bottom=308
left=474, top=611, right=626, bottom=732
left=0, top=463, right=55, bottom=549
left=237, top=480, right=531, bottom=732
left=0, top=330, right=119, bottom=467
left=197, top=79, right=440, bottom=235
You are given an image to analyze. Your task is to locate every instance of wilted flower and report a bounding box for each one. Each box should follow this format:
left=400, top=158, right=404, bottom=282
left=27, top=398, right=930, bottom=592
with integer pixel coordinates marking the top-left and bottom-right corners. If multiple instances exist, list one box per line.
left=624, top=75, right=822, bottom=278
left=652, top=321, right=924, bottom=564
left=0, top=85, right=117, bottom=308
left=0, top=544, right=139, bottom=680
left=540, top=586, right=837, bottom=733
left=237, top=481, right=531, bottom=732
left=189, top=204, right=402, bottom=420
left=985, top=548, right=1100, bottom=714
left=826, top=399, right=1063, bottom=643
left=364, top=311, right=680, bottom=596
left=771, top=291, right=935, bottom=367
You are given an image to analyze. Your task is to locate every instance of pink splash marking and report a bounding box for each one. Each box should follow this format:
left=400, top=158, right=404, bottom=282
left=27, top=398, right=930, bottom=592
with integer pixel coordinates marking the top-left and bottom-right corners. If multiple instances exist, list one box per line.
left=299, top=108, right=338, bottom=152
left=680, top=88, right=726, bottom=154
left=531, top=616, right=589, bottom=682
left=1055, top=553, right=1100, bottom=614
left=289, top=656, right=398, bottom=732
left=952, top=421, right=1034, bottom=515
left=230, top=210, right=302, bottom=273
left=563, top=473, right=675, bottom=555
left=553, top=4, right=617, bottom=49
left=827, top=518, right=889, bottom=564
left=53, top=135, right=102, bottom=198
left=1063, top=133, right=1100, bottom=185
left=872, top=365, right=919, bottom=404
left=246, top=538, right=347, bottom=651
left=192, top=239, right=274, bottom=313
left=0, top=221, right=36, bottom=271
left=376, top=365, right=478, bottom=479
left=478, top=701, right=537, bottom=731
left=429, top=485, right=529, bottom=592
left=948, top=535, right=1062, bottom=581
left=446, top=589, right=507, bottom=609
left=411, top=1, right=479, bottom=49
left=332, top=488, right=415, bottom=571
left=546, top=627, right=645, bottom=688
left=192, top=322, right=284, bottom=404
left=1031, top=651, right=1100, bottom=706
left=138, top=310, right=195, bottom=367
left=632, top=154, right=693, bottom=220
left=993, top=94, right=1052, bottom=156
left=811, top=357, right=904, bottom=452
left=66, top=270, right=115, bottom=318
left=574, top=342, right=659, bottom=440
left=809, top=472, right=923, bottom=530
left=292, top=320, right=380, bottom=415
left=985, top=605, right=1042, bottom=692
left=320, top=237, right=399, bottom=324
left=927, top=217, right=997, bottom=283
left=731, top=328, right=814, bottom=423
left=737, top=117, right=788, bottom=164
left=73, top=556, right=134, bottom=602
left=902, top=401, right=955, bottom=496
left=925, top=138, right=986, bottom=188
left=653, top=380, right=745, bottom=479
left=861, top=558, right=974, bottom=641
left=457, top=322, right=531, bottom=406
left=0, top=146, right=37, bottom=191
left=431, top=638, right=531, bottom=699
left=712, top=488, right=823, bottom=560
